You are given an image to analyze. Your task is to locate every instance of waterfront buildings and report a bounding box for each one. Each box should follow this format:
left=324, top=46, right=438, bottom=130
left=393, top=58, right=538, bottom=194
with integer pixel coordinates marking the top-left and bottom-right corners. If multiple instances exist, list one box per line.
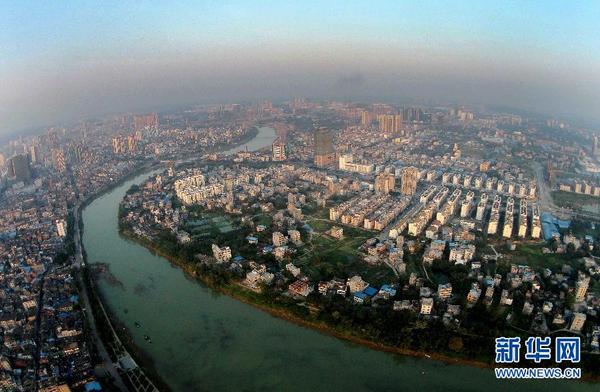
left=272, top=140, right=287, bottom=161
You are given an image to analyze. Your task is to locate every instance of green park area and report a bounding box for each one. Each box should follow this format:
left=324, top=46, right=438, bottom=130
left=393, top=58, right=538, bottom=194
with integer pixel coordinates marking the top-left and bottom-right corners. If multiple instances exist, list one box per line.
left=184, top=214, right=237, bottom=238
left=552, top=191, right=600, bottom=214
left=507, top=243, right=580, bottom=272
left=553, top=169, right=595, bottom=183
left=292, top=214, right=396, bottom=285
left=254, top=213, right=273, bottom=227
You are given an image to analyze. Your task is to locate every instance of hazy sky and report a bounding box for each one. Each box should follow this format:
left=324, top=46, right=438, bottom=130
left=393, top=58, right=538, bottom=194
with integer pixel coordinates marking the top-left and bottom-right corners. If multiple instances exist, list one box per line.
left=1, top=1, right=600, bottom=133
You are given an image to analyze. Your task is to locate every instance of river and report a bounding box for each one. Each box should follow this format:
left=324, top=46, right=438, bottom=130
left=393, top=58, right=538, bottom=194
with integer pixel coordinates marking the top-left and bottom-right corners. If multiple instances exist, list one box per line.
left=82, top=126, right=592, bottom=392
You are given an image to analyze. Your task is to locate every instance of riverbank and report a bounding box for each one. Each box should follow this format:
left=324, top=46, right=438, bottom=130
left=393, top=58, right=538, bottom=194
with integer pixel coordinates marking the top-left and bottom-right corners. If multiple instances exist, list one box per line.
left=120, top=229, right=600, bottom=384
left=80, top=262, right=170, bottom=392
left=119, top=228, right=491, bottom=369
left=76, top=126, right=265, bottom=391
left=211, top=126, right=259, bottom=153
left=80, top=126, right=260, bottom=209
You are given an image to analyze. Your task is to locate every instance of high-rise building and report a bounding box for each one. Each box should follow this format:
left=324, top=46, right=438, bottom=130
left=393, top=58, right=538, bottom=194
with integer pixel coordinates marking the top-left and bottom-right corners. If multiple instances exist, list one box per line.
left=400, top=167, right=419, bottom=195
left=393, top=114, right=402, bottom=132
left=593, top=136, right=599, bottom=156
left=127, top=135, right=137, bottom=153
left=375, top=173, right=396, bottom=194
left=457, top=109, right=475, bottom=121
left=360, top=111, right=372, bottom=127
left=112, top=136, right=136, bottom=154
left=377, top=114, right=403, bottom=133
left=56, top=219, right=67, bottom=237
left=112, top=137, right=125, bottom=154
left=8, top=154, right=31, bottom=181
left=272, top=140, right=286, bottom=161
left=71, top=143, right=84, bottom=163
left=134, top=113, right=159, bottom=131
left=575, top=275, right=590, bottom=302
left=452, top=143, right=461, bottom=159
left=402, top=107, right=425, bottom=123
left=29, top=145, right=42, bottom=164
left=570, top=312, right=586, bottom=332
left=314, top=128, right=335, bottom=167
left=51, top=149, right=66, bottom=172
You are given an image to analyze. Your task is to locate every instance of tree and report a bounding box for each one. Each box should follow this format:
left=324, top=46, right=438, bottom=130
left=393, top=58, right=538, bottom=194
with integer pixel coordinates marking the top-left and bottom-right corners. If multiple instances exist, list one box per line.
left=448, top=336, right=464, bottom=352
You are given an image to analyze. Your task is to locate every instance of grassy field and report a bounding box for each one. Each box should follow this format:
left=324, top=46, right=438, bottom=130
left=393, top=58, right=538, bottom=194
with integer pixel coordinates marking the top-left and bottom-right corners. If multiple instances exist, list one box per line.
left=293, top=217, right=396, bottom=285
left=306, top=218, right=332, bottom=232
left=185, top=213, right=238, bottom=235
left=460, top=144, right=485, bottom=160
left=554, top=170, right=596, bottom=183
left=254, top=213, right=273, bottom=227
left=551, top=191, right=600, bottom=212
left=591, top=278, right=600, bottom=295
left=568, top=220, right=600, bottom=238
left=304, top=204, right=329, bottom=219
left=506, top=243, right=576, bottom=271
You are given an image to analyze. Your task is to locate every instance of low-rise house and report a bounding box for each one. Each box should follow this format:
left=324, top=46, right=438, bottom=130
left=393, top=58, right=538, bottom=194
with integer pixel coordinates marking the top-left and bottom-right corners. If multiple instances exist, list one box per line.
left=317, top=281, right=330, bottom=295
left=273, top=246, right=288, bottom=260
left=272, top=231, right=288, bottom=247
left=353, top=291, right=369, bottom=304
left=420, top=297, right=433, bottom=315
left=378, top=284, right=397, bottom=299
left=286, top=263, right=302, bottom=277
left=522, top=301, right=534, bottom=315
left=177, top=231, right=191, bottom=244
left=437, top=283, right=452, bottom=300
left=212, top=244, right=232, bottom=263
left=288, top=280, right=312, bottom=297
left=500, top=290, right=513, bottom=306
left=394, top=300, right=414, bottom=311
left=466, top=283, right=481, bottom=305
left=347, top=275, right=368, bottom=293
left=330, top=226, right=344, bottom=239
left=331, top=278, right=347, bottom=296
left=570, top=312, right=586, bottom=332
left=363, top=286, right=378, bottom=297
left=288, top=229, right=302, bottom=245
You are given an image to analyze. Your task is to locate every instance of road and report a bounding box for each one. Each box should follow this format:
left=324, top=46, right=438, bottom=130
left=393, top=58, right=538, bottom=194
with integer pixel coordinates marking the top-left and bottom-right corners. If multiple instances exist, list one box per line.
left=532, top=161, right=572, bottom=219
left=531, top=161, right=600, bottom=221
left=33, top=267, right=49, bottom=390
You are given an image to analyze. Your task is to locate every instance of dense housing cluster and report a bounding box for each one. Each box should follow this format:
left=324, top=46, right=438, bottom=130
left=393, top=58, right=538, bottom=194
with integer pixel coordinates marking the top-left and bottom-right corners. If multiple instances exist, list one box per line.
left=2, top=98, right=600, bottom=388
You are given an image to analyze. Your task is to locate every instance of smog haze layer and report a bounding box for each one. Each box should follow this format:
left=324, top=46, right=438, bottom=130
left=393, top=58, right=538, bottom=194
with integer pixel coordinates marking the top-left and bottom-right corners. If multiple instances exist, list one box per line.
left=1, top=0, right=599, bottom=132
